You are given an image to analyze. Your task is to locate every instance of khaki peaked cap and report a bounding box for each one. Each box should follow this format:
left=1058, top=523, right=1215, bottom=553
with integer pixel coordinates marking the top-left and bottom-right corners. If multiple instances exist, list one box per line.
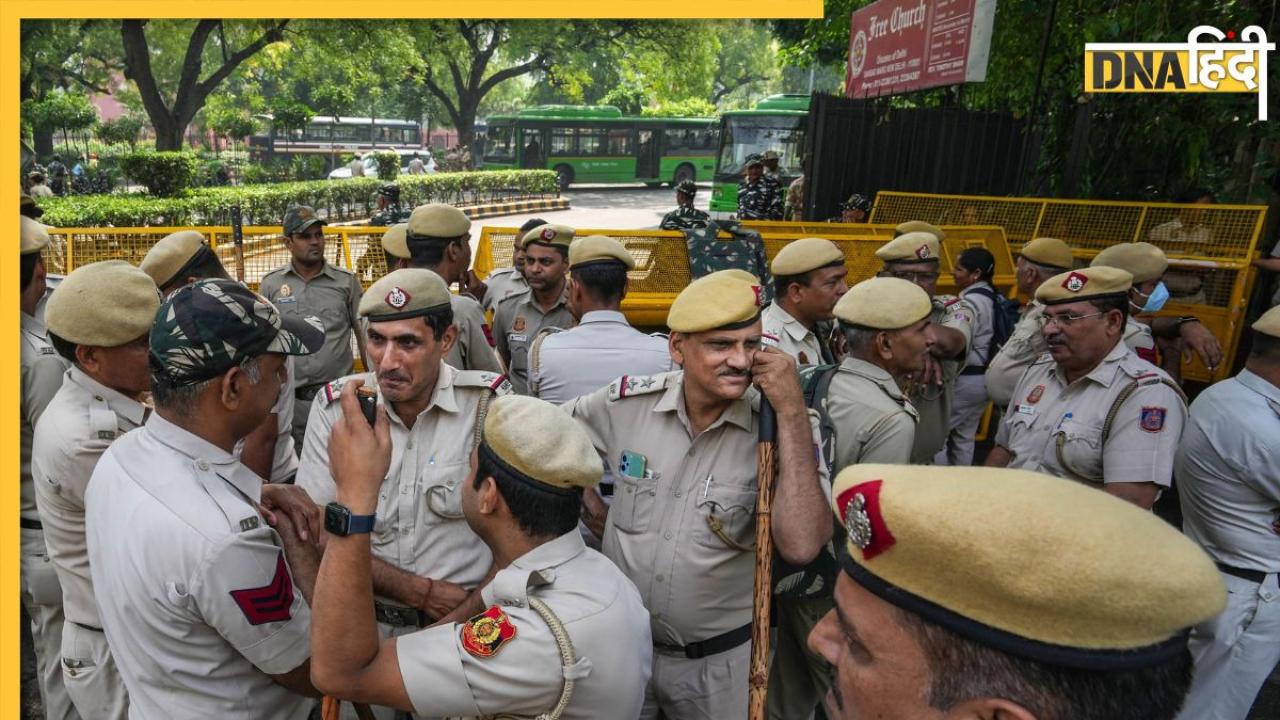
left=46, top=260, right=161, bottom=347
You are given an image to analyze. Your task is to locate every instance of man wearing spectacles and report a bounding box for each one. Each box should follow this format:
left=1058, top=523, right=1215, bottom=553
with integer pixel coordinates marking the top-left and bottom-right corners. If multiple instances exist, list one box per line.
left=874, top=224, right=975, bottom=465
left=985, top=266, right=1187, bottom=510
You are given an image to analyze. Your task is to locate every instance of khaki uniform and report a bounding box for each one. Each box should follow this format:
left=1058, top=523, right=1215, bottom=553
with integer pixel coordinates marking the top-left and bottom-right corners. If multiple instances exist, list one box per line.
left=85, top=414, right=313, bottom=720
left=33, top=367, right=146, bottom=719
left=259, top=262, right=363, bottom=446
left=494, top=288, right=574, bottom=395
left=396, top=532, right=652, bottom=719
left=995, top=341, right=1186, bottom=487
left=904, top=296, right=974, bottom=464
left=761, top=303, right=832, bottom=367
left=529, top=310, right=672, bottom=405
left=482, top=266, right=528, bottom=314
left=566, top=371, right=827, bottom=720
left=20, top=312, right=77, bottom=720
left=446, top=293, right=502, bottom=373
left=768, top=356, right=916, bottom=720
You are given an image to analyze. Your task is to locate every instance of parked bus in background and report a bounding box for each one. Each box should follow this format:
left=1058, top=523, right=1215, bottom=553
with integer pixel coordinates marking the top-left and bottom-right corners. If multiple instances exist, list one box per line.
left=248, top=116, right=428, bottom=172
left=710, top=94, right=809, bottom=216
left=480, top=105, right=719, bottom=190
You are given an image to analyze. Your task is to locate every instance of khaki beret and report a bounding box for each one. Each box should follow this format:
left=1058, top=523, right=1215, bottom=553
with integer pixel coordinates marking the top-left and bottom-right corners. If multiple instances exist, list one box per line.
left=1036, top=266, right=1133, bottom=305
left=1252, top=305, right=1280, bottom=338
left=1091, top=242, right=1169, bottom=284
left=520, top=223, right=575, bottom=249
left=834, top=277, right=931, bottom=329
left=407, top=203, right=471, bottom=240
left=358, top=268, right=452, bottom=320
left=1020, top=237, right=1074, bottom=270
left=894, top=220, right=945, bottom=241
left=380, top=223, right=410, bottom=260
left=832, top=464, right=1225, bottom=669
left=668, top=272, right=761, bottom=333
left=480, top=395, right=602, bottom=491
left=46, top=260, right=161, bottom=347
left=770, top=237, right=845, bottom=276
left=140, top=230, right=209, bottom=287
left=706, top=269, right=760, bottom=284
left=21, top=216, right=50, bottom=255
left=875, top=231, right=940, bottom=263
left=569, top=235, right=635, bottom=270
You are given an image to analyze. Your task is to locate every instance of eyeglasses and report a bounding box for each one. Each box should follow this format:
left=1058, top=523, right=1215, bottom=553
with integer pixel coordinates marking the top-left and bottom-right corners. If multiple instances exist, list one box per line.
left=1037, top=310, right=1105, bottom=328
left=883, top=270, right=940, bottom=283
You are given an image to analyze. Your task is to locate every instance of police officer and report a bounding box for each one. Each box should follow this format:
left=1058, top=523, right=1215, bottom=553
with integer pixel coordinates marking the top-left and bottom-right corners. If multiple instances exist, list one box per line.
left=381, top=203, right=503, bottom=374
left=986, top=266, right=1187, bottom=509
left=369, top=183, right=411, bottom=226
left=875, top=230, right=975, bottom=464
left=480, top=217, right=539, bottom=315
left=566, top=272, right=831, bottom=720
left=811, top=464, right=1225, bottom=720
left=494, top=224, right=577, bottom=394
left=767, top=277, right=931, bottom=720
left=34, top=261, right=160, bottom=718
left=659, top=179, right=711, bottom=230
left=984, top=236, right=1075, bottom=408
left=86, top=279, right=324, bottom=718
left=761, top=149, right=782, bottom=180
left=1175, top=307, right=1280, bottom=720
left=826, top=193, right=871, bottom=223
left=19, top=217, right=77, bottom=720
left=309, top=392, right=652, bottom=719
left=298, top=270, right=512, bottom=646
left=260, top=205, right=367, bottom=449
left=737, top=153, right=783, bottom=221
left=763, top=237, right=848, bottom=366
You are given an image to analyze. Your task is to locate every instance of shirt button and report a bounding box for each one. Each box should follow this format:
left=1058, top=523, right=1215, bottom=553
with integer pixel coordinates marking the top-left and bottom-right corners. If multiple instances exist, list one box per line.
left=197, top=461, right=209, bottom=471
left=406, top=440, right=414, bottom=450
left=664, top=531, right=672, bottom=540
left=673, top=489, right=682, bottom=497
left=655, top=574, right=665, bottom=582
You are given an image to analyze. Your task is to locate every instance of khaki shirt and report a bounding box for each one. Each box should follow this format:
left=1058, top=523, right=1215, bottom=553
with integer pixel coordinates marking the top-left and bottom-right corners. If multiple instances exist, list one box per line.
left=494, top=288, right=574, bottom=395
left=21, top=312, right=70, bottom=521
left=824, top=358, right=918, bottom=469
left=529, top=310, right=672, bottom=405
left=995, top=341, right=1186, bottom=487
left=447, top=294, right=502, bottom=373
left=297, top=364, right=512, bottom=589
left=762, top=303, right=830, bottom=366
left=259, top=262, right=362, bottom=387
left=33, top=366, right=148, bottom=626
left=904, top=296, right=974, bottom=463
left=85, top=414, right=312, bottom=720
left=566, top=371, right=827, bottom=645
left=482, top=267, right=528, bottom=314
left=396, top=532, right=651, bottom=719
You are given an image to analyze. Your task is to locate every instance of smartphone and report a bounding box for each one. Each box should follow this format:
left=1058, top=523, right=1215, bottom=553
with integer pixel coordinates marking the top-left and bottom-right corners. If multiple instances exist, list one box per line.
left=357, top=386, right=378, bottom=426
left=618, top=450, right=647, bottom=479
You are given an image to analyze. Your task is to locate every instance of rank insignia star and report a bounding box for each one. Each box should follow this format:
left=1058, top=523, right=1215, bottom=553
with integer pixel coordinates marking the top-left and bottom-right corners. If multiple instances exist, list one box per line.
left=460, top=605, right=517, bottom=658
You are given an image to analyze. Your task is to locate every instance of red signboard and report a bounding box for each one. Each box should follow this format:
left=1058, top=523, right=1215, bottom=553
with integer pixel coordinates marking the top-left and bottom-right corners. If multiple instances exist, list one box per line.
left=846, top=0, right=996, bottom=98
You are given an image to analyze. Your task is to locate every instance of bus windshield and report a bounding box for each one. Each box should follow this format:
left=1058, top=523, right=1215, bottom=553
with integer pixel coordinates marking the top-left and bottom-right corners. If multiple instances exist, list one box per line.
left=717, top=115, right=805, bottom=176
left=485, top=125, right=515, bottom=164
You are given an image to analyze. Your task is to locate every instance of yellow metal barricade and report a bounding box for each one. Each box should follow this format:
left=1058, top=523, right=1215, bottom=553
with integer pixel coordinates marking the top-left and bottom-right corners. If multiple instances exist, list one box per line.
left=869, top=192, right=1268, bottom=382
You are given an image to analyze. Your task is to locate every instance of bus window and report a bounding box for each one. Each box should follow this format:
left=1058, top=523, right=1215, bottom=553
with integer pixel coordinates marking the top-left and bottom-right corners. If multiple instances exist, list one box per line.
left=550, top=128, right=575, bottom=156
left=717, top=115, right=804, bottom=176
left=484, top=125, right=515, bottom=163
left=579, top=129, right=605, bottom=155
left=606, top=129, right=631, bottom=155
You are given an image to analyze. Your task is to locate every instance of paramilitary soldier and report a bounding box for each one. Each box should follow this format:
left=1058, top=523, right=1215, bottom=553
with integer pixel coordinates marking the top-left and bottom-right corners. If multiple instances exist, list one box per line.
left=19, top=216, right=77, bottom=720
left=767, top=276, right=933, bottom=720
left=566, top=271, right=832, bottom=720
left=87, top=279, right=325, bottom=718
left=762, top=237, right=848, bottom=367
left=297, top=270, right=512, bottom=656
left=34, top=261, right=160, bottom=719
left=310, top=392, right=653, bottom=719
left=986, top=266, right=1188, bottom=510
left=494, top=224, right=576, bottom=394
left=369, top=182, right=411, bottom=226
left=381, top=203, right=503, bottom=374
left=659, top=179, right=711, bottom=231
left=811, top=464, right=1226, bottom=720
left=875, top=226, right=975, bottom=464
left=737, top=153, right=783, bottom=221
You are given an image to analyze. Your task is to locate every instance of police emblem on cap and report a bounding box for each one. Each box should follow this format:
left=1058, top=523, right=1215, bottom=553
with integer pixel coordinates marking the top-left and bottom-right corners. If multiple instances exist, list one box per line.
left=1063, top=271, right=1088, bottom=292
left=386, top=287, right=410, bottom=309
left=915, top=244, right=932, bottom=259
left=845, top=494, right=873, bottom=549
left=837, top=479, right=896, bottom=560
left=540, top=227, right=556, bottom=241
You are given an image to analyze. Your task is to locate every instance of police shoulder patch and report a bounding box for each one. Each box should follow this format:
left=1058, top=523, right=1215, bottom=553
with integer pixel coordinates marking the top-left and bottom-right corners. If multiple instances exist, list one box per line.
left=456, top=370, right=514, bottom=396
left=1140, top=406, right=1167, bottom=433
left=608, top=373, right=669, bottom=401
left=460, top=605, right=517, bottom=658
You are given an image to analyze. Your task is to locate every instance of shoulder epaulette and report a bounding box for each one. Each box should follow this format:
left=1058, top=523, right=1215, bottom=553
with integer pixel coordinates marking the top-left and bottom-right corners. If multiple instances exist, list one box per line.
left=608, top=373, right=669, bottom=401
left=495, top=288, right=532, bottom=308
left=937, top=295, right=960, bottom=307
left=455, top=371, right=514, bottom=396
left=318, top=373, right=371, bottom=407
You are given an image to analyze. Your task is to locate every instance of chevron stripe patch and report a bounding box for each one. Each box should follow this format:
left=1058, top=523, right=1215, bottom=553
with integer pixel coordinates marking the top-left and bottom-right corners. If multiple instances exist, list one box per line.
left=229, top=552, right=295, bottom=626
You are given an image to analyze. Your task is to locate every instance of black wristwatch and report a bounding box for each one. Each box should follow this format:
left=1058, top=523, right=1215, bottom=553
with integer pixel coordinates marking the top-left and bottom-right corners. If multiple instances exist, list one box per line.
left=324, top=502, right=376, bottom=536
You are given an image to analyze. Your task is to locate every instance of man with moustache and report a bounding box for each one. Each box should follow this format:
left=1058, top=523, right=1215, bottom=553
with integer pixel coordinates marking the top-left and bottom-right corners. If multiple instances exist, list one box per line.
left=480, top=217, right=539, bottom=314
left=493, top=224, right=576, bottom=394
left=762, top=238, right=849, bottom=367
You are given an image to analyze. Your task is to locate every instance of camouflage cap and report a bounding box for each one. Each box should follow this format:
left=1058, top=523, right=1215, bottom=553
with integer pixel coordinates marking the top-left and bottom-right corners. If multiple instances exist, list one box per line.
left=744, top=153, right=764, bottom=167
left=149, top=279, right=324, bottom=388
left=675, top=179, right=698, bottom=196
left=283, top=205, right=325, bottom=236
left=840, top=194, right=872, bottom=212
left=761, top=150, right=781, bottom=161
left=378, top=182, right=401, bottom=199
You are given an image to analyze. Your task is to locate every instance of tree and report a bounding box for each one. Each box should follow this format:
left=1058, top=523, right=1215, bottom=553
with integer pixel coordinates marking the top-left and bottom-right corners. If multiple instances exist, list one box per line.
left=119, top=19, right=289, bottom=150
left=20, top=20, right=121, bottom=156
left=204, top=95, right=258, bottom=155
left=96, top=115, right=145, bottom=149
left=22, top=90, right=97, bottom=161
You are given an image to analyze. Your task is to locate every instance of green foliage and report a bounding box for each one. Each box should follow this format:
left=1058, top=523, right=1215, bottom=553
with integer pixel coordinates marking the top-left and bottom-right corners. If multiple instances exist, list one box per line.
left=96, top=116, right=145, bottom=148
left=269, top=98, right=314, bottom=135
left=119, top=151, right=200, bottom=197
left=35, top=170, right=559, bottom=227
left=372, top=151, right=400, bottom=180
left=642, top=98, right=717, bottom=118
left=601, top=84, right=648, bottom=116
left=23, top=91, right=98, bottom=134
left=204, top=96, right=259, bottom=144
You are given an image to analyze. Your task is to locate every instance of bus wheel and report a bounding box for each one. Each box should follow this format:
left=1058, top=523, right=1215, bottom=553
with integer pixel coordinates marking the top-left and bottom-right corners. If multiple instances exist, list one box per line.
left=554, top=165, right=574, bottom=191
left=671, top=164, right=695, bottom=187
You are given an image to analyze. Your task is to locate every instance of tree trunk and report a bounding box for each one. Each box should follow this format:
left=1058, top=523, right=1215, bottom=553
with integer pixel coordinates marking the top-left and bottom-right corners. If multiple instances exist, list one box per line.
left=34, top=128, right=54, bottom=159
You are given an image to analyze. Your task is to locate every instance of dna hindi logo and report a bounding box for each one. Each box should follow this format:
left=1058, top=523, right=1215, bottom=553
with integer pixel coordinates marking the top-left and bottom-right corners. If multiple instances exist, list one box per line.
left=1083, top=26, right=1274, bottom=120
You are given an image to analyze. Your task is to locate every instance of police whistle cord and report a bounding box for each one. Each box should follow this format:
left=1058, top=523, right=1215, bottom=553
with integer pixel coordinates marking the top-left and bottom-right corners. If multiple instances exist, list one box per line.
left=748, top=397, right=777, bottom=720
left=231, top=204, right=246, bottom=283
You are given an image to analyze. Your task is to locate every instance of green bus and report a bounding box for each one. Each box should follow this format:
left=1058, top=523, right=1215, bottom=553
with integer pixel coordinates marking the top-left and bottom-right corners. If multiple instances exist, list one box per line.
left=710, top=94, right=810, bottom=215
left=480, top=105, right=719, bottom=190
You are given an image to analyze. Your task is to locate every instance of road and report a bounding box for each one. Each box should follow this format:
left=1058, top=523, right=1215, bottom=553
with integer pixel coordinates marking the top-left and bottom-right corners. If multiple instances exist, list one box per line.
left=479, top=183, right=709, bottom=237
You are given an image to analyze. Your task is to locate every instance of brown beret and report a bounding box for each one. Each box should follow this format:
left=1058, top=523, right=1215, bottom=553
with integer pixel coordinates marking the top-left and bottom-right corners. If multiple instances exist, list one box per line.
left=359, top=268, right=452, bottom=320
left=876, top=231, right=940, bottom=264
left=668, top=273, right=761, bottom=333
left=520, top=224, right=575, bottom=249
left=21, top=216, right=50, bottom=255
left=407, top=203, right=471, bottom=240
left=771, top=238, right=845, bottom=276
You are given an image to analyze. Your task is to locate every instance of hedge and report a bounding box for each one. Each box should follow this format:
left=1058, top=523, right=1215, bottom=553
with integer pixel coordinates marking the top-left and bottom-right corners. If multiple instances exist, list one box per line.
left=35, top=170, right=559, bottom=228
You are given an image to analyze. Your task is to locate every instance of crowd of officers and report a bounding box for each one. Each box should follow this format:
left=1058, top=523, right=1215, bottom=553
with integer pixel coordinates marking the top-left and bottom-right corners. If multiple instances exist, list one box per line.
left=16, top=187, right=1280, bottom=720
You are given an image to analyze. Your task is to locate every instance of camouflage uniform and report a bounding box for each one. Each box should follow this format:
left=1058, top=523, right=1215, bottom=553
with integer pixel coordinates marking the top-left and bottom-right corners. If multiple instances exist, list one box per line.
left=660, top=206, right=711, bottom=231
left=737, top=176, right=783, bottom=220
left=369, top=205, right=411, bottom=227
